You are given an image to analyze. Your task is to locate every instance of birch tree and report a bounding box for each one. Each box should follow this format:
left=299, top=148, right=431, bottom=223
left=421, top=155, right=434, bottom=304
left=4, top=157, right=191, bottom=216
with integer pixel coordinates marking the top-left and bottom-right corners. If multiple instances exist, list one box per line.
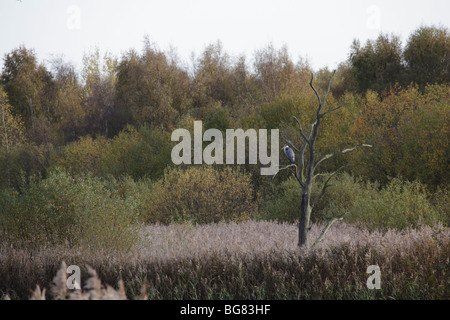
left=0, top=88, right=25, bottom=186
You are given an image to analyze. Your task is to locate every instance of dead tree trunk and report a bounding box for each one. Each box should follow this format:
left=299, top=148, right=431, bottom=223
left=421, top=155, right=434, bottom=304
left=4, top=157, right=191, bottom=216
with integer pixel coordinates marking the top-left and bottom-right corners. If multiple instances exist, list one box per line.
left=275, top=71, right=372, bottom=249
left=298, top=188, right=311, bottom=248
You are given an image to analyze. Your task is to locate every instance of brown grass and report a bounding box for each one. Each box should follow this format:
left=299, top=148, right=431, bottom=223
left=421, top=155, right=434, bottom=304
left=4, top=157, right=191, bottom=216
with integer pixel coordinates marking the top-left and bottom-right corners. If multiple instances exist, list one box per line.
left=0, top=220, right=448, bottom=300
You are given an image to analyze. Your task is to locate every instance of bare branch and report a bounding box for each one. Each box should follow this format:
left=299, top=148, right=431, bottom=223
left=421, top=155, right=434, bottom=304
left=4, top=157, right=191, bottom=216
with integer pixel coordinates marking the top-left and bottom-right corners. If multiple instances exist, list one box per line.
left=321, top=101, right=345, bottom=117
left=272, top=164, right=304, bottom=188
left=310, top=211, right=348, bottom=249
left=309, top=73, right=322, bottom=108
left=290, top=114, right=316, bottom=184
left=312, top=172, right=329, bottom=181
left=298, top=142, right=307, bottom=183
left=321, top=70, right=336, bottom=110
left=311, top=164, right=350, bottom=210
left=307, top=120, right=316, bottom=140
left=272, top=164, right=296, bottom=179
left=281, top=137, right=300, bottom=153
left=314, top=144, right=372, bottom=172
left=292, top=116, right=310, bottom=143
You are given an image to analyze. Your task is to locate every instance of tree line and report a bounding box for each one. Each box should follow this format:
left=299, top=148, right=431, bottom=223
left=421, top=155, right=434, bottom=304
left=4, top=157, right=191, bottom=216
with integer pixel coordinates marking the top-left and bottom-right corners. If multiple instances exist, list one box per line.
left=0, top=25, right=449, bottom=191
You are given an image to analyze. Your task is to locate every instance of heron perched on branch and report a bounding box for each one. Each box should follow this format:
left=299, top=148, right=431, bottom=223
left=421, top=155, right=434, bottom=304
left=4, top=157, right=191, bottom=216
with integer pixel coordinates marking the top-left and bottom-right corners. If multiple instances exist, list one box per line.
left=282, top=145, right=295, bottom=164
left=274, top=71, right=373, bottom=249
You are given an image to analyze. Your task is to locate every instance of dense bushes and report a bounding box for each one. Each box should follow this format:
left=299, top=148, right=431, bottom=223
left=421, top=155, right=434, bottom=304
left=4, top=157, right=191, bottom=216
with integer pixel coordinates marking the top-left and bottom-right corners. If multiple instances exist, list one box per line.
left=1, top=30, right=449, bottom=194
left=348, top=178, right=445, bottom=231
left=1, top=167, right=445, bottom=251
left=0, top=170, right=140, bottom=250
left=349, top=84, right=450, bottom=186
left=49, top=135, right=107, bottom=177
left=140, top=166, right=257, bottom=224
left=100, top=126, right=172, bottom=180
left=0, top=166, right=260, bottom=249
left=0, top=27, right=448, bottom=258
left=0, top=142, right=46, bottom=189
left=50, top=125, right=172, bottom=180
left=261, top=172, right=446, bottom=231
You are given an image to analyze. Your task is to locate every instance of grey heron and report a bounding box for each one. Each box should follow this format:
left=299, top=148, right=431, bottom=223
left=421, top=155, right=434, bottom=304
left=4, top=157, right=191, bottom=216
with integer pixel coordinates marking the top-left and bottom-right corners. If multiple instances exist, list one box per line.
left=282, top=145, right=295, bottom=164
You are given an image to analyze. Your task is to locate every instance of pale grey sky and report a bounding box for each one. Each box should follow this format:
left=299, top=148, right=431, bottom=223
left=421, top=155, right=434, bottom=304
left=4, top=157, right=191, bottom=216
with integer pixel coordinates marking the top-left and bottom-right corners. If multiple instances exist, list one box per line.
left=0, top=0, right=449, bottom=72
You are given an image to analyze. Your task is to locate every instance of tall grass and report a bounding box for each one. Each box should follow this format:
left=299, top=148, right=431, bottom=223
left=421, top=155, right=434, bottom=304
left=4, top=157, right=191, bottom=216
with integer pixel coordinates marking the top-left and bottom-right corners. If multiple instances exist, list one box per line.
left=1, top=221, right=448, bottom=300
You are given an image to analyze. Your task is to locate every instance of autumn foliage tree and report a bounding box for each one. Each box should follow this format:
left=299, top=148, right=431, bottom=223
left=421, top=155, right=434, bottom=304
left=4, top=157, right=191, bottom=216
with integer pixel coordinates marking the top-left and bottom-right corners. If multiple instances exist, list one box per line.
left=350, top=84, right=449, bottom=187
left=0, top=46, right=47, bottom=141
left=81, top=48, right=118, bottom=138
left=0, top=26, right=448, bottom=234
left=0, top=88, right=25, bottom=186
left=404, top=25, right=450, bottom=90
left=349, top=25, right=449, bottom=94
left=349, top=34, right=404, bottom=94
left=114, top=39, right=190, bottom=133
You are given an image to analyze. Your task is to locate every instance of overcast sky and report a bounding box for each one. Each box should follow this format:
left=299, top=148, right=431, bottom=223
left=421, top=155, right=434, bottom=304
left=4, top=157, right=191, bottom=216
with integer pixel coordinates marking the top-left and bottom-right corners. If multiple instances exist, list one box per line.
left=0, top=0, right=449, bottom=72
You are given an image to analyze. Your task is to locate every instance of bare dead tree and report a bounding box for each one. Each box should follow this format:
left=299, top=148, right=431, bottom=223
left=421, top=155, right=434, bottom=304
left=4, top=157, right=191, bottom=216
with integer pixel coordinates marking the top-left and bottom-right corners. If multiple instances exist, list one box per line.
left=274, top=70, right=372, bottom=249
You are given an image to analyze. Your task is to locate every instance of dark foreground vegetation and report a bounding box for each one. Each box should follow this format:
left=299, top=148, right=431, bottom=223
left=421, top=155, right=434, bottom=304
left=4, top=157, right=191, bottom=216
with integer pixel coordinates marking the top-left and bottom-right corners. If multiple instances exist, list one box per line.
left=0, top=25, right=449, bottom=299
left=1, top=221, right=448, bottom=300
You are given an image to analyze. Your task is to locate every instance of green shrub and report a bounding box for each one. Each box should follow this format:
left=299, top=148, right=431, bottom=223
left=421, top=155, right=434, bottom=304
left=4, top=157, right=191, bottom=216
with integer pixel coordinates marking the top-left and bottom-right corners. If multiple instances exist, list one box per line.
left=430, top=186, right=449, bottom=226
left=259, top=177, right=300, bottom=223
left=0, top=142, right=45, bottom=189
left=101, top=125, right=172, bottom=180
left=348, top=178, right=443, bottom=231
left=141, top=166, right=257, bottom=224
left=49, top=135, right=107, bottom=177
left=50, top=126, right=172, bottom=180
left=0, top=169, right=140, bottom=250
left=204, top=106, right=231, bottom=131
left=261, top=172, right=445, bottom=230
left=260, top=173, right=365, bottom=223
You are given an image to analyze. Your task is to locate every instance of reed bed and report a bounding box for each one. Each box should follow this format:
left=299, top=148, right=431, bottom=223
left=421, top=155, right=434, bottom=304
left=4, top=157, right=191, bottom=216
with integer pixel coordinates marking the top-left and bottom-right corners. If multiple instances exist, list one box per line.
left=0, top=221, right=448, bottom=300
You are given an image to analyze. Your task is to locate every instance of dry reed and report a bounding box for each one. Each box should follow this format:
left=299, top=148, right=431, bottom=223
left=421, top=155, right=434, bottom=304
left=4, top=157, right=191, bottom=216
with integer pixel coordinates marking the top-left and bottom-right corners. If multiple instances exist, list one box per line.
left=0, top=220, right=448, bottom=300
